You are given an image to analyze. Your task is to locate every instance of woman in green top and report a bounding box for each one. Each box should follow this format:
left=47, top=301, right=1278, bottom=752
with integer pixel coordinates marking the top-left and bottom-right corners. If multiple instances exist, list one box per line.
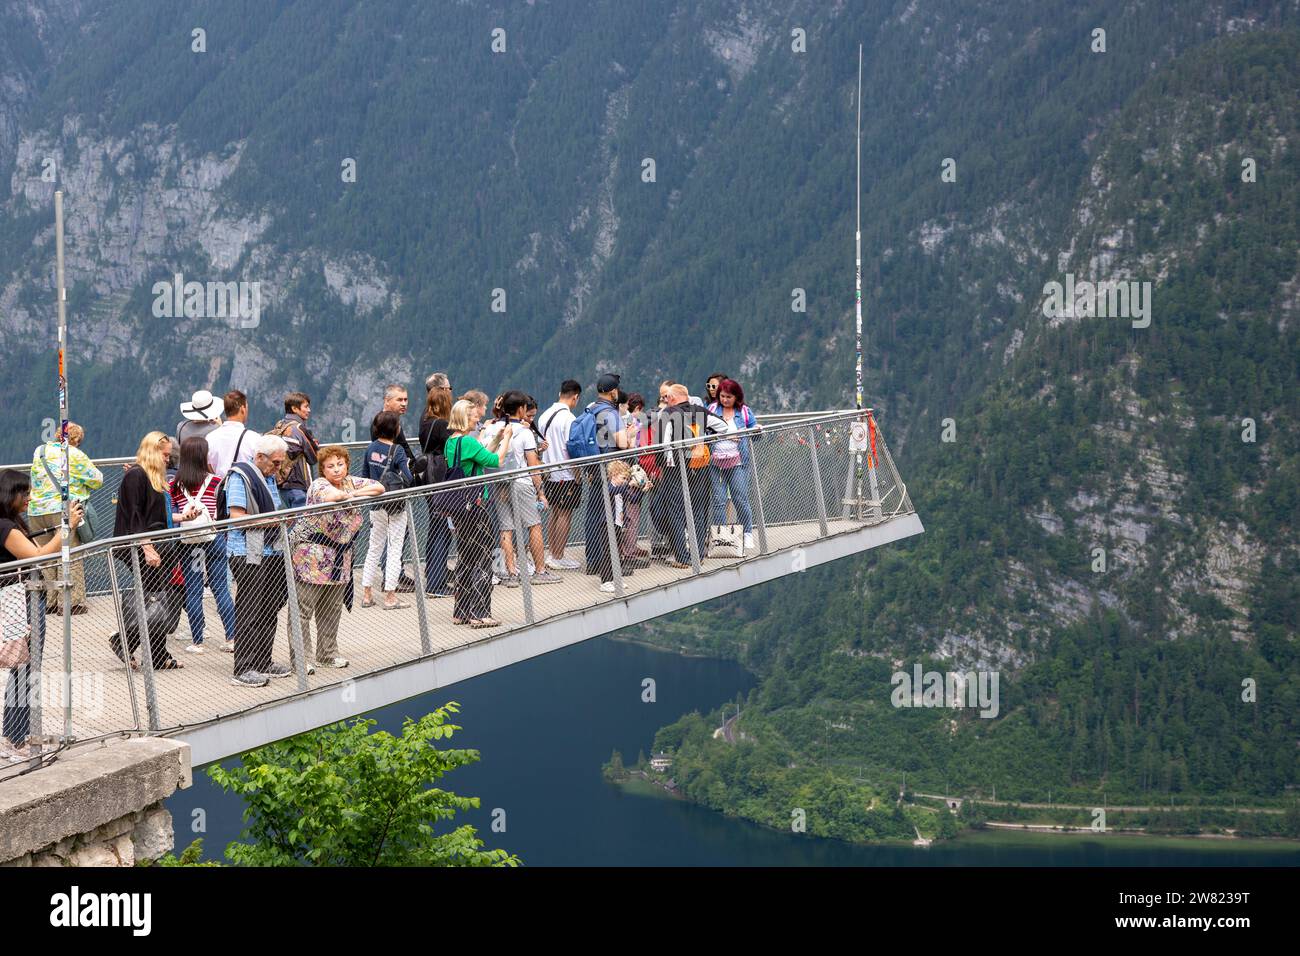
left=446, top=399, right=512, bottom=628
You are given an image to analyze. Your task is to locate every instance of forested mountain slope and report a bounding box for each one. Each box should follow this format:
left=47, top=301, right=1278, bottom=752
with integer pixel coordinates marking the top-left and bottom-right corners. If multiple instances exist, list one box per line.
left=639, top=27, right=1299, bottom=839
left=1, top=0, right=1289, bottom=454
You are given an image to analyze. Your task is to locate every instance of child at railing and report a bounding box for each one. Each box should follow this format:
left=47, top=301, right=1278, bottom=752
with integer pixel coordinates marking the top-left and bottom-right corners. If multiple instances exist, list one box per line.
left=609, top=460, right=652, bottom=568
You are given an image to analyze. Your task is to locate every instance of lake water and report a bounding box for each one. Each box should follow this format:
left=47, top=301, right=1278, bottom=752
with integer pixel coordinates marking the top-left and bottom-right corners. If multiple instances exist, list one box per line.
left=167, top=637, right=1300, bottom=866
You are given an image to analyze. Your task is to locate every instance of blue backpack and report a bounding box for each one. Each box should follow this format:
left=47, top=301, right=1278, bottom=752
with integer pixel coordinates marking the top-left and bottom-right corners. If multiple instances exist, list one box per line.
left=566, top=401, right=615, bottom=459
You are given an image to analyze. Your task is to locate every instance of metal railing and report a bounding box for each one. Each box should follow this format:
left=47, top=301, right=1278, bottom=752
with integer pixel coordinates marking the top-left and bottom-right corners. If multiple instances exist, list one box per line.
left=0, top=408, right=912, bottom=777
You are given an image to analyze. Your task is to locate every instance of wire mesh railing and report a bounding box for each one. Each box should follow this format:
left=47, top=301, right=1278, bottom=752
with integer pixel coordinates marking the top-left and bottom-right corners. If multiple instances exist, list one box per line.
left=0, top=408, right=913, bottom=777
left=0, top=411, right=842, bottom=602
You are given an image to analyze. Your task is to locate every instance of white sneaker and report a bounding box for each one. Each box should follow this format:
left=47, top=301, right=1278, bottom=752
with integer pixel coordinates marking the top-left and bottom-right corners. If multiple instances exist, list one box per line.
left=0, top=740, right=30, bottom=763
left=184, top=643, right=206, bottom=654
left=557, top=557, right=581, bottom=570
left=744, top=533, right=755, bottom=550
left=598, top=581, right=616, bottom=593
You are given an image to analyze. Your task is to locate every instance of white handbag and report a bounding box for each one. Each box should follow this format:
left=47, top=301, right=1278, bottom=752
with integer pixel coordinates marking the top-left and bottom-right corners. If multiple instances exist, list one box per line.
left=708, top=524, right=744, bottom=558
left=178, top=476, right=218, bottom=544
left=1, top=581, right=31, bottom=668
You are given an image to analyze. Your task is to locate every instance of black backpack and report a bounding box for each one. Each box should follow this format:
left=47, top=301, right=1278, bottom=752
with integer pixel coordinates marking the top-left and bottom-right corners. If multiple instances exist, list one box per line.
left=376, top=446, right=411, bottom=513
left=418, top=421, right=449, bottom=487
left=428, top=437, right=472, bottom=515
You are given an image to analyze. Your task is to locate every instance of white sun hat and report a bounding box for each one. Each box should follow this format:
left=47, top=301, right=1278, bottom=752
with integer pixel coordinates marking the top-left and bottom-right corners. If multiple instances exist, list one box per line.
left=180, top=389, right=222, bottom=422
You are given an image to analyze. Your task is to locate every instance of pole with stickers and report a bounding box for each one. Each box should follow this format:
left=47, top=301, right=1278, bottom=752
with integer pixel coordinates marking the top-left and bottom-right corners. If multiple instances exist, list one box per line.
left=843, top=46, right=882, bottom=522
left=55, top=190, right=74, bottom=743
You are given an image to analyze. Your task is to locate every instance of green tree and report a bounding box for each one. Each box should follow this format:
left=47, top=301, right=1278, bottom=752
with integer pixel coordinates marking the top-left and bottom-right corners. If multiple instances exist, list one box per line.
left=208, top=703, right=519, bottom=866
left=603, top=749, right=626, bottom=781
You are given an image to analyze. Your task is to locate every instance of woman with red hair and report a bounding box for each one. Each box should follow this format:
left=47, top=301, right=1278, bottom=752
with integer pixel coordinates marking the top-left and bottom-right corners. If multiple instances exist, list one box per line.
left=707, top=378, right=761, bottom=551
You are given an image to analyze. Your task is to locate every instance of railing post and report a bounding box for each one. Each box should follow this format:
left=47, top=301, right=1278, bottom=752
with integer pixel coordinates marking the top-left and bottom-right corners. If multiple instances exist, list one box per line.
left=59, top=553, right=72, bottom=744
left=598, top=462, right=625, bottom=598
left=128, top=547, right=161, bottom=732
left=404, top=498, right=433, bottom=654
left=841, top=449, right=856, bottom=522
left=676, top=449, right=702, bottom=573
left=106, top=548, right=141, bottom=731
left=25, top=569, right=44, bottom=766
left=277, top=523, right=309, bottom=691
left=867, top=455, right=883, bottom=523
left=807, top=426, right=829, bottom=537
left=747, top=434, right=769, bottom=555
left=509, top=479, right=536, bottom=624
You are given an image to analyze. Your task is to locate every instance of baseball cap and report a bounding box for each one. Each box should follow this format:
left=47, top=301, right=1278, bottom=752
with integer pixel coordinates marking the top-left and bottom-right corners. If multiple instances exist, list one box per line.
left=596, top=373, right=621, bottom=393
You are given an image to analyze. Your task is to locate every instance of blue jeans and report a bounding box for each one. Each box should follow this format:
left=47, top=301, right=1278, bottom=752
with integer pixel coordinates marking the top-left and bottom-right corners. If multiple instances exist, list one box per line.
left=710, top=464, right=753, bottom=533
left=3, top=581, right=44, bottom=744
left=182, top=534, right=237, bottom=645
left=281, top=487, right=307, bottom=509
left=425, top=503, right=453, bottom=594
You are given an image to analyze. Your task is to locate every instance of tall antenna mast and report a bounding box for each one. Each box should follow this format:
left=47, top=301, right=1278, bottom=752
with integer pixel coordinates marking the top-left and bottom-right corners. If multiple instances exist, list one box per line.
left=846, top=44, right=882, bottom=522
left=55, top=190, right=73, bottom=743
left=855, top=44, right=863, bottom=414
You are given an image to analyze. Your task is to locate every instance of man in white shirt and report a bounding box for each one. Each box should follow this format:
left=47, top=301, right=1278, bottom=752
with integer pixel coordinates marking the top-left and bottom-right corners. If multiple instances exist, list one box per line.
left=493, top=392, right=559, bottom=586
left=206, top=389, right=262, bottom=478
left=537, top=379, right=583, bottom=569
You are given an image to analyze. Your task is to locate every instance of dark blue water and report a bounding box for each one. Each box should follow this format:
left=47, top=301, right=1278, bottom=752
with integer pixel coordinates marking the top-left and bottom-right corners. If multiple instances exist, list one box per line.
left=168, top=638, right=1300, bottom=866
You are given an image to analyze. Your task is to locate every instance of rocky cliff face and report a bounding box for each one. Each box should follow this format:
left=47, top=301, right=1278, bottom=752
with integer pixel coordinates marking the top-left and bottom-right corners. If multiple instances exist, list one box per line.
left=0, top=2, right=82, bottom=170
left=0, top=116, right=406, bottom=437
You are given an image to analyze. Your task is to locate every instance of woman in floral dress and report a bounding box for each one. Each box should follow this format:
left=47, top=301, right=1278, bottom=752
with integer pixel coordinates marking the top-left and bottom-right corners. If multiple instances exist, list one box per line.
left=289, top=445, right=383, bottom=671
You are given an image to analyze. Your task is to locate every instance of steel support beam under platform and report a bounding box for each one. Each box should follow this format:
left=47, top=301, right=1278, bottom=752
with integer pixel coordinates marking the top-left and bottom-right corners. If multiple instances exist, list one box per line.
left=175, top=514, right=923, bottom=765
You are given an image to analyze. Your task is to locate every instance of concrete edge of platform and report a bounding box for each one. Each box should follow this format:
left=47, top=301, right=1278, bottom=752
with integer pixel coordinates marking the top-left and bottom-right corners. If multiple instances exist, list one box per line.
left=0, top=737, right=191, bottom=864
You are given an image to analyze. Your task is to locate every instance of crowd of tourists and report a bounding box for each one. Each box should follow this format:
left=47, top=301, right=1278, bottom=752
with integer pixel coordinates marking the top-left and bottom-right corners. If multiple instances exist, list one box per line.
left=0, top=370, right=760, bottom=758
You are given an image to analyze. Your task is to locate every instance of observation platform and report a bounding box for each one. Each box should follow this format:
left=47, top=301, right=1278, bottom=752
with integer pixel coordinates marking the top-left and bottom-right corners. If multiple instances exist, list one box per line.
left=1, top=409, right=921, bottom=769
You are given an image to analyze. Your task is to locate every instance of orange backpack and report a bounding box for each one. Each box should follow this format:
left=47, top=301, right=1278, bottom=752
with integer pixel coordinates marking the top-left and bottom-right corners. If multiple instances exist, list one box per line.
left=687, top=420, right=711, bottom=469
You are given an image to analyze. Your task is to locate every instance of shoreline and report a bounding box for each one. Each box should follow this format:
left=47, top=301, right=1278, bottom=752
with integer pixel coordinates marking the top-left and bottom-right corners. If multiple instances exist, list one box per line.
left=606, top=775, right=1300, bottom=849
left=605, top=631, right=741, bottom=661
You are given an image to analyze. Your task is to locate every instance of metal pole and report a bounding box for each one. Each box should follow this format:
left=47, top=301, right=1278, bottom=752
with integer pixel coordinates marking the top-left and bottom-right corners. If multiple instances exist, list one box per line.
left=106, top=548, right=141, bottom=731
left=808, top=427, right=829, bottom=537
left=54, top=190, right=73, bottom=743
left=841, top=452, right=854, bottom=522
left=598, top=462, right=624, bottom=598
left=128, top=547, right=160, bottom=731
left=747, top=435, right=768, bottom=555
left=676, top=449, right=702, bottom=574
left=403, top=499, right=433, bottom=655
left=852, top=46, right=866, bottom=517
left=277, top=523, right=309, bottom=691
left=507, top=480, right=536, bottom=624
left=25, top=571, right=44, bottom=767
